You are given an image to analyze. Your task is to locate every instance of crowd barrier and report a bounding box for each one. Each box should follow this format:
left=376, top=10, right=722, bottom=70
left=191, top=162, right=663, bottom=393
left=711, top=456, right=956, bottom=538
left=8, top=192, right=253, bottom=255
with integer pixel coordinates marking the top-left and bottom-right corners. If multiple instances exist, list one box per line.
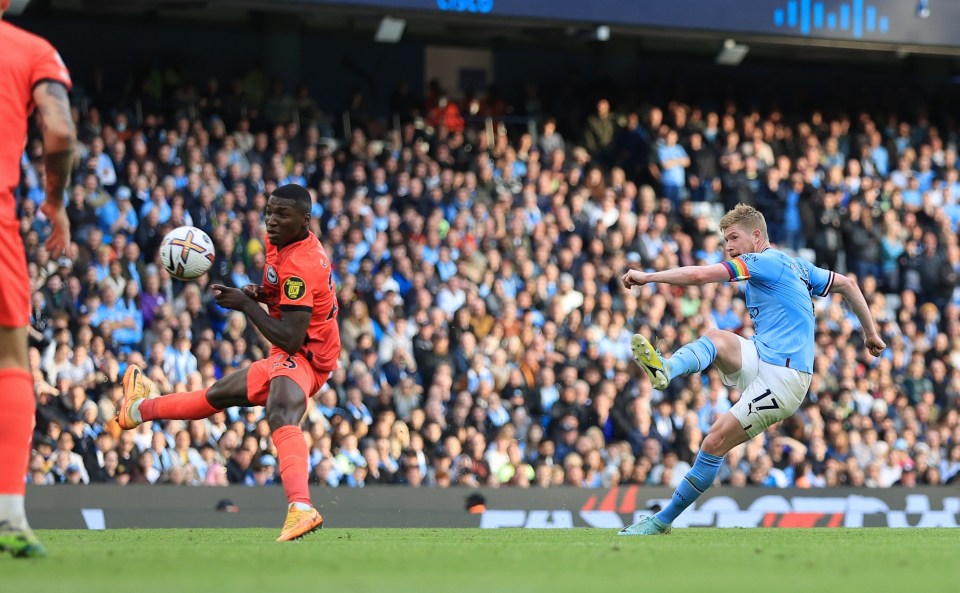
left=26, top=486, right=960, bottom=530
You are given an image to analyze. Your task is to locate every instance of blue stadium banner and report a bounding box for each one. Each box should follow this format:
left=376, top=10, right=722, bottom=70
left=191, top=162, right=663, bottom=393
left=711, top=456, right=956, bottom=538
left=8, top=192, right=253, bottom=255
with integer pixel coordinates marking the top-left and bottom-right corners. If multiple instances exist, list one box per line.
left=315, top=0, right=960, bottom=47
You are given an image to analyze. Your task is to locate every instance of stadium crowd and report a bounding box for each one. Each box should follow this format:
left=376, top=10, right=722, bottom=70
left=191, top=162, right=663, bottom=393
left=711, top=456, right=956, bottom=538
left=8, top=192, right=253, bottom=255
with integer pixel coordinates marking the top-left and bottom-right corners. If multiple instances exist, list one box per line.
left=18, top=64, right=960, bottom=492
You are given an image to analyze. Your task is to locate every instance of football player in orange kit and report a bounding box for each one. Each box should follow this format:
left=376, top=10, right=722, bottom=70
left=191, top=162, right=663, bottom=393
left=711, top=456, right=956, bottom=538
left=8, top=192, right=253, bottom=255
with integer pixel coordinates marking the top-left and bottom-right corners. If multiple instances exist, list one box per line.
left=0, top=0, right=76, bottom=558
left=117, top=183, right=340, bottom=541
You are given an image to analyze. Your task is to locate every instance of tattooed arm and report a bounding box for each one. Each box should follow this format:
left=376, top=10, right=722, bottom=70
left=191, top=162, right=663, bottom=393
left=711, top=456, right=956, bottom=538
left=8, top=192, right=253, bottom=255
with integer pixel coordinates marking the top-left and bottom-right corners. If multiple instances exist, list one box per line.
left=33, top=81, right=76, bottom=254
left=33, top=81, right=75, bottom=206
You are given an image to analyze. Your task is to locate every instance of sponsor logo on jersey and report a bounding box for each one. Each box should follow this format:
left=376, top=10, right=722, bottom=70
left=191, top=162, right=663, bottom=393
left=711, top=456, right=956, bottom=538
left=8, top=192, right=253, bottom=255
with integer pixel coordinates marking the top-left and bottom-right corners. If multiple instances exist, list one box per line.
left=284, top=276, right=306, bottom=300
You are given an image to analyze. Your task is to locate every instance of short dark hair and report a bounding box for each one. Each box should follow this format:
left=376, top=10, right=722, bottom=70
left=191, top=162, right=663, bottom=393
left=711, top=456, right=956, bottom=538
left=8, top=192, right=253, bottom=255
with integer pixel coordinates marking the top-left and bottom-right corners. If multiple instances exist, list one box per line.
left=271, top=183, right=312, bottom=215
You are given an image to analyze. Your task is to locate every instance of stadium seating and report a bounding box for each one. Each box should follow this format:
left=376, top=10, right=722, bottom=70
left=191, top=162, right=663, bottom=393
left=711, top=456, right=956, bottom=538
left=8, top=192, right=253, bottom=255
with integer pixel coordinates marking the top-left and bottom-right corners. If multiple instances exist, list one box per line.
left=21, top=67, right=960, bottom=490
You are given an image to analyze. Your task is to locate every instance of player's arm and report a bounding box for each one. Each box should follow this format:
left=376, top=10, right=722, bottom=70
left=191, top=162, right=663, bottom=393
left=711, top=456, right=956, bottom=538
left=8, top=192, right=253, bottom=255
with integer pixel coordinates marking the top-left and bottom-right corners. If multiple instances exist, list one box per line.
left=799, top=258, right=885, bottom=357
left=622, top=263, right=730, bottom=288
left=242, top=301, right=310, bottom=356
left=211, top=284, right=309, bottom=355
left=33, top=80, right=76, bottom=255
left=827, top=273, right=885, bottom=357
left=33, top=81, right=76, bottom=208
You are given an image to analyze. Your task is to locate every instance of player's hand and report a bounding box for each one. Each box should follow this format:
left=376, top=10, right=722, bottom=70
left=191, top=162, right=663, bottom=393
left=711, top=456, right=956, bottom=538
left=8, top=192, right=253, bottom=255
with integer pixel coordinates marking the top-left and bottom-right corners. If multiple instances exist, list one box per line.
left=40, top=202, right=70, bottom=256
left=621, top=269, right=651, bottom=290
left=242, top=284, right=277, bottom=306
left=242, top=284, right=266, bottom=302
left=865, top=334, right=886, bottom=357
left=211, top=284, right=253, bottom=312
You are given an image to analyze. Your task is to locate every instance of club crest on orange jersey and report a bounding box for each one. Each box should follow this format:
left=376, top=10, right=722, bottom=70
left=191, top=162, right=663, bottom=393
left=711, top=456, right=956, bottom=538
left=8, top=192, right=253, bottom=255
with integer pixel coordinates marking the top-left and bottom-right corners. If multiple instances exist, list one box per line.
left=266, top=266, right=278, bottom=285
left=284, top=277, right=305, bottom=300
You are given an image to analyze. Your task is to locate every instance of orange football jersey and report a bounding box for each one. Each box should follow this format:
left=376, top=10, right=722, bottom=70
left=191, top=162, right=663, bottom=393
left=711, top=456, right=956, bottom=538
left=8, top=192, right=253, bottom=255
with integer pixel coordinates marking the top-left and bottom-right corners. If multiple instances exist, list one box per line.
left=0, top=20, right=72, bottom=220
left=261, top=232, right=341, bottom=371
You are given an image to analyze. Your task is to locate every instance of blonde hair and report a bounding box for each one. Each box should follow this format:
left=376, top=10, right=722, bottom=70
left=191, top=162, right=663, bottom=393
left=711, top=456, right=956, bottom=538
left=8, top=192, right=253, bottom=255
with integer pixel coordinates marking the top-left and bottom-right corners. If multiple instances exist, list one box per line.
left=719, top=203, right=768, bottom=240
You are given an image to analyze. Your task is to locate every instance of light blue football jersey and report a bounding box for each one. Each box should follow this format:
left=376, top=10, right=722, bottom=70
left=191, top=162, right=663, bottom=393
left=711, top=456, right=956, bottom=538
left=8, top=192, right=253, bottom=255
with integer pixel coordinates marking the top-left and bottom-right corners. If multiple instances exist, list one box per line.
left=722, top=248, right=834, bottom=374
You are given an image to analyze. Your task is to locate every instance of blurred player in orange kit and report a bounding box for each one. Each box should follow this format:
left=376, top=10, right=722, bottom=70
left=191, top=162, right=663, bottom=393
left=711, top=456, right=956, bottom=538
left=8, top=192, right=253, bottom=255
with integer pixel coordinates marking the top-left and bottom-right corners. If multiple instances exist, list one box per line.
left=0, top=0, right=76, bottom=558
left=117, top=183, right=341, bottom=541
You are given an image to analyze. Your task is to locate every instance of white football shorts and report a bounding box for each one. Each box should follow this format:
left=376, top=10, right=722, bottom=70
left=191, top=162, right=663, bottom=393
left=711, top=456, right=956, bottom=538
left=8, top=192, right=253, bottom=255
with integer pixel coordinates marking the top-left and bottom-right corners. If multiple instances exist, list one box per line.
left=720, top=335, right=812, bottom=439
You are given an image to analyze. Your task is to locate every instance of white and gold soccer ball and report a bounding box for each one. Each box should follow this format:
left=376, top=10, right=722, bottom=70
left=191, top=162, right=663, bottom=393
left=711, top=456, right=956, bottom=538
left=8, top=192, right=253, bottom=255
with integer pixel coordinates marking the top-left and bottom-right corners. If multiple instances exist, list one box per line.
left=159, top=226, right=215, bottom=280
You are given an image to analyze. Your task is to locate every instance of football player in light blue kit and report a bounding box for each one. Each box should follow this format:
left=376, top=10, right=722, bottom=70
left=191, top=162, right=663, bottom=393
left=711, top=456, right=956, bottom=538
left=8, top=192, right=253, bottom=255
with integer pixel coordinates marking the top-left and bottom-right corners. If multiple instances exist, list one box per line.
left=618, top=204, right=885, bottom=535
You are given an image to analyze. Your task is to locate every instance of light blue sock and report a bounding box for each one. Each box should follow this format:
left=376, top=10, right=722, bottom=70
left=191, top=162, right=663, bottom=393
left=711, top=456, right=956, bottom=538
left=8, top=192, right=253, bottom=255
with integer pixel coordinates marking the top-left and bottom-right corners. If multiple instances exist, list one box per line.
left=665, top=336, right=717, bottom=380
left=655, top=451, right=723, bottom=525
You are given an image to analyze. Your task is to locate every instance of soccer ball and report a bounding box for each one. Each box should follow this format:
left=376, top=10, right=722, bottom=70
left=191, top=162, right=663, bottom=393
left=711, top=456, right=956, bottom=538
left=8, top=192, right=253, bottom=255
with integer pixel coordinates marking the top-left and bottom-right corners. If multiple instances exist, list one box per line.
left=159, top=226, right=215, bottom=280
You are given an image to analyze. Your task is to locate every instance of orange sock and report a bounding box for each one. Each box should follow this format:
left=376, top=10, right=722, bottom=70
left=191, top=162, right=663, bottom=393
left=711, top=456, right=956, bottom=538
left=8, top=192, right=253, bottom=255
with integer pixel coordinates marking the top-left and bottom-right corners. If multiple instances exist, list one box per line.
left=139, top=388, right=217, bottom=421
left=0, top=368, right=35, bottom=496
left=273, top=425, right=311, bottom=506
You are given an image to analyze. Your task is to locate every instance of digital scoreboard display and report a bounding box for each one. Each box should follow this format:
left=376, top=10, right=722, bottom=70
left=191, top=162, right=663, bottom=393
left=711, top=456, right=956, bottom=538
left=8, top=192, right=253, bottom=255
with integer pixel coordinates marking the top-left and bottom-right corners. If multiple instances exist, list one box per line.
left=310, top=0, right=959, bottom=47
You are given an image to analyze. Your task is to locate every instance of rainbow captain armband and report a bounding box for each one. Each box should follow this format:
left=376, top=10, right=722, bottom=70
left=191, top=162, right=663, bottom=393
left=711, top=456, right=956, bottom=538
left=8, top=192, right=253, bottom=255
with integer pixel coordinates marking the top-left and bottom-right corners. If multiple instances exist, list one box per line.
left=723, top=257, right=751, bottom=281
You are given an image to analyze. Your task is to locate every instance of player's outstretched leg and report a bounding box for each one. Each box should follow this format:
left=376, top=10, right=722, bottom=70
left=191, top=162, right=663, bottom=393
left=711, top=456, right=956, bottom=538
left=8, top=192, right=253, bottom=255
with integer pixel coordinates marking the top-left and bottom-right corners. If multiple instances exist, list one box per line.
left=116, top=365, right=159, bottom=429
left=117, top=365, right=218, bottom=429
left=622, top=333, right=722, bottom=536
left=630, top=334, right=669, bottom=389
left=630, top=334, right=718, bottom=390
left=664, top=335, right=718, bottom=379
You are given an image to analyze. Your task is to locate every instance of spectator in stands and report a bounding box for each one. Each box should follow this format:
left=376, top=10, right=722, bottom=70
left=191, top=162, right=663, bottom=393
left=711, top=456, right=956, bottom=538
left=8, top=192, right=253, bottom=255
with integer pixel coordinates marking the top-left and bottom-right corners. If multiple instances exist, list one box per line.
left=584, top=99, right=617, bottom=168
left=15, top=63, right=960, bottom=496
left=656, top=129, right=690, bottom=208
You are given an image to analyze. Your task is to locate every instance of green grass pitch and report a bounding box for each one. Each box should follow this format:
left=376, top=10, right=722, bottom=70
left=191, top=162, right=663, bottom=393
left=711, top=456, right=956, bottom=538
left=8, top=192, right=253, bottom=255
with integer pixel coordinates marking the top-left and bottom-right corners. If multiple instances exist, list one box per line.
left=3, top=528, right=955, bottom=593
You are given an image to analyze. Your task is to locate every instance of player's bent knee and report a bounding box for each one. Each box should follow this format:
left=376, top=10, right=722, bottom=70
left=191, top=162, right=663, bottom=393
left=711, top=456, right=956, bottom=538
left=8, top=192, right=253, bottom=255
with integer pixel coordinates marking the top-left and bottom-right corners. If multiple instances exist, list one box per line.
left=704, top=328, right=736, bottom=349
left=267, top=405, right=304, bottom=431
left=701, top=432, right=725, bottom=456
left=206, top=370, right=252, bottom=409
left=267, top=376, right=306, bottom=430
left=702, top=414, right=749, bottom=456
